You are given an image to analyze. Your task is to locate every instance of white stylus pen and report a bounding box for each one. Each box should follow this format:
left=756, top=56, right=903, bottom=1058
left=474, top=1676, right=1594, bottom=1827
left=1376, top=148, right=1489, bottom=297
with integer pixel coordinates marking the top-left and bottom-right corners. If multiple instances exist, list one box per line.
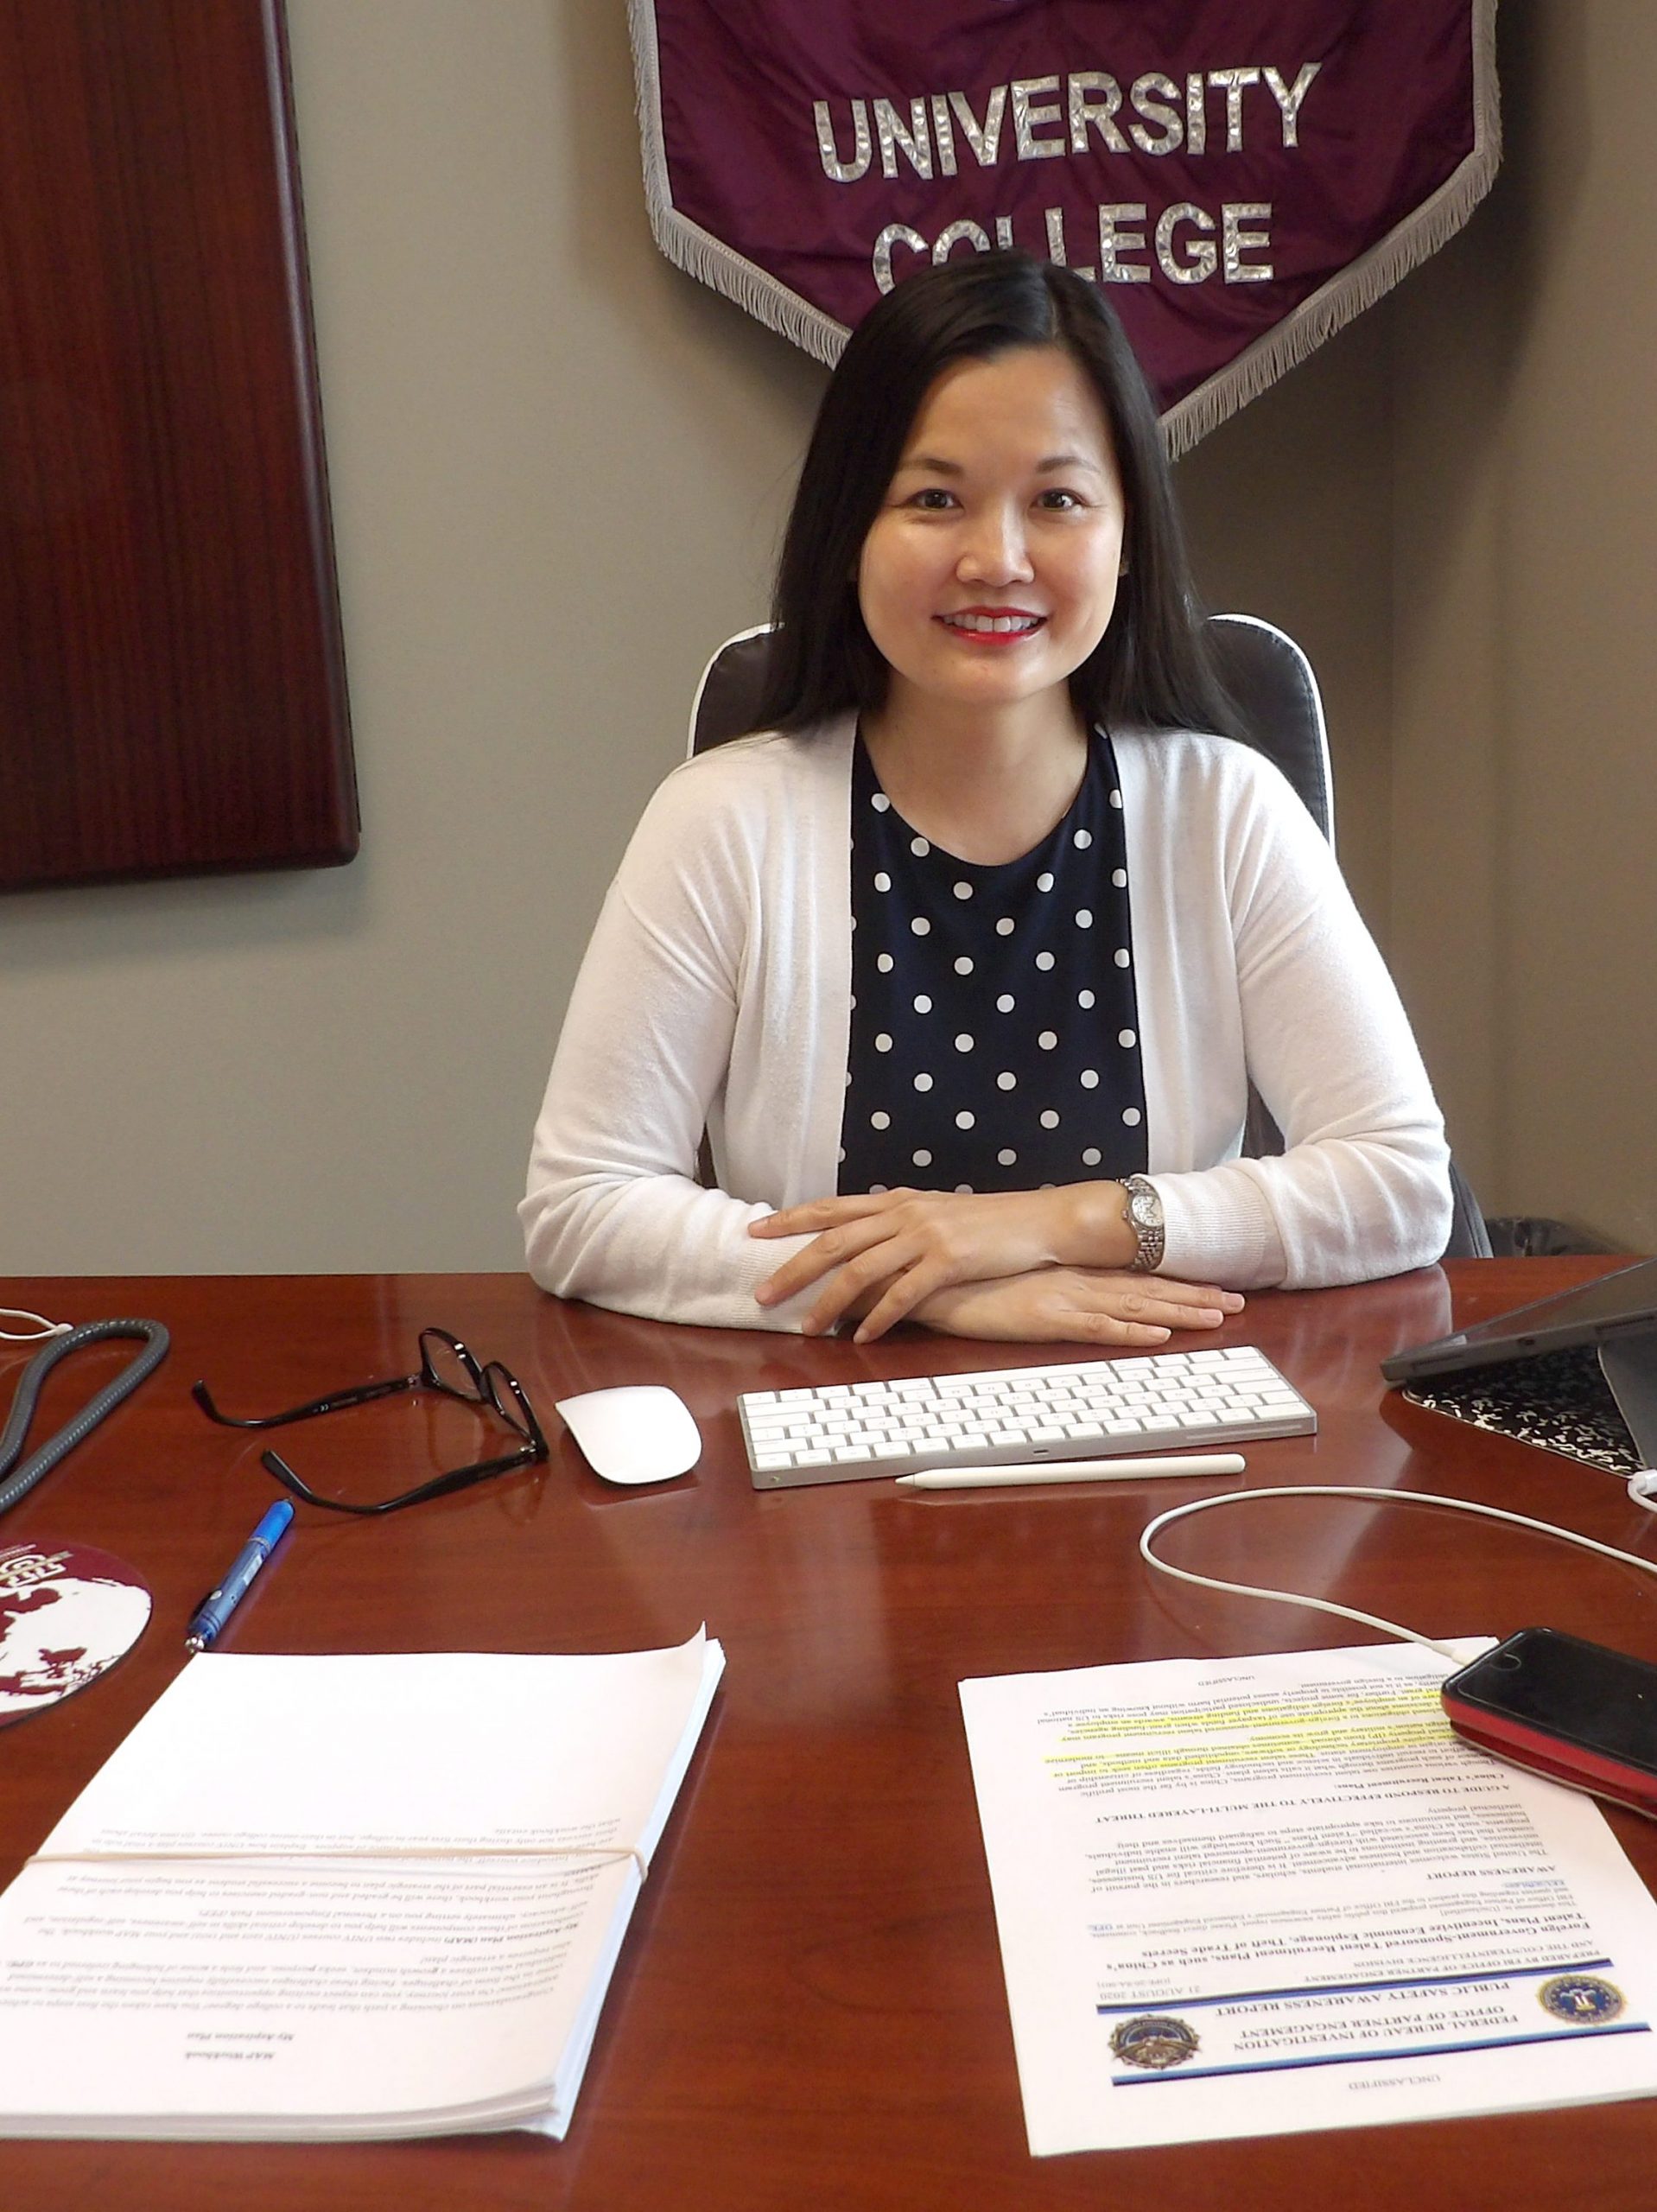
left=896, top=1452, right=1246, bottom=1491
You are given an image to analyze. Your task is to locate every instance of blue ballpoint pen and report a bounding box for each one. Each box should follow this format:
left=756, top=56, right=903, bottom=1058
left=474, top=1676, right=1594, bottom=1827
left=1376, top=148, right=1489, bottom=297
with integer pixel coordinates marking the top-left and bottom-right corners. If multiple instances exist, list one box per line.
left=185, top=1500, right=295, bottom=1652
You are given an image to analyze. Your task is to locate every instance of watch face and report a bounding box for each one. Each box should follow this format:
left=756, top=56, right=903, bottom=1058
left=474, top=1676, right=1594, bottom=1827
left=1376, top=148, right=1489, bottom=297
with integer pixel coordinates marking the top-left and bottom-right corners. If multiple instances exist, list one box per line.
left=1129, top=1191, right=1158, bottom=1230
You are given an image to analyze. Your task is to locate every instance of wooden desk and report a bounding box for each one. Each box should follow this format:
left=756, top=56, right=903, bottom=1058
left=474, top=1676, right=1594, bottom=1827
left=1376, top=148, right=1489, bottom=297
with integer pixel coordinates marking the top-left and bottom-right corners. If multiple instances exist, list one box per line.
left=3, top=1261, right=1654, bottom=2209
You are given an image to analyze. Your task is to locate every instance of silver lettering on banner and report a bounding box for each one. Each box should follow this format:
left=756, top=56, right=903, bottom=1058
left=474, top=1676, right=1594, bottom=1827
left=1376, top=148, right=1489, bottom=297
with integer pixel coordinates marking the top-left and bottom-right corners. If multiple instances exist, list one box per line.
left=1044, top=205, right=1096, bottom=281
left=814, top=98, right=872, bottom=184
left=929, top=92, right=959, bottom=177
left=1222, top=201, right=1274, bottom=281
left=1207, top=67, right=1260, bottom=153
left=1128, top=73, right=1183, bottom=156
left=1011, top=76, right=1065, bottom=161
left=1097, top=203, right=1150, bottom=281
left=874, top=95, right=933, bottom=180
left=933, top=218, right=991, bottom=264
left=1184, top=73, right=1207, bottom=156
left=948, top=85, right=1008, bottom=168
left=1263, top=62, right=1322, bottom=147
left=1155, top=203, right=1217, bottom=283
left=872, top=222, right=928, bottom=291
left=1068, top=72, right=1126, bottom=156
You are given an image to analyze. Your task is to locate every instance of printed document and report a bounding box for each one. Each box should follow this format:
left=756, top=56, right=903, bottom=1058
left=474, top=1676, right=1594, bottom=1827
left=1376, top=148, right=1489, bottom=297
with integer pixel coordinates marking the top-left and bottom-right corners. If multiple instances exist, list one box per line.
left=0, top=1629, right=722, bottom=2140
left=960, top=1640, right=1657, bottom=2154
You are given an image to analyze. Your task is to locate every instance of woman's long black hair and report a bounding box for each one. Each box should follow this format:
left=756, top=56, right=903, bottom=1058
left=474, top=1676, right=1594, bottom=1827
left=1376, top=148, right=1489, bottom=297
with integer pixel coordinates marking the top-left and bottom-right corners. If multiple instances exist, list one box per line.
left=752, top=251, right=1230, bottom=741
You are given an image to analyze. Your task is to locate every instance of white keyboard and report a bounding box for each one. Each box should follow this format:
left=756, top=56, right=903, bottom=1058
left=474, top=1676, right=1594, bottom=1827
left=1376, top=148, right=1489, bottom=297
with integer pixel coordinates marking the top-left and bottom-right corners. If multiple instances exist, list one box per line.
left=740, top=1344, right=1314, bottom=1491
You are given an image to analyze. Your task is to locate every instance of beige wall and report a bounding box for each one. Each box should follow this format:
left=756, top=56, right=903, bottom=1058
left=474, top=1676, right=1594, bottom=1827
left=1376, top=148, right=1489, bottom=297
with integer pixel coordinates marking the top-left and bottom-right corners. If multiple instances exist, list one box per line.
left=1391, top=3, right=1657, bottom=1247
left=0, top=2, right=1641, bottom=1272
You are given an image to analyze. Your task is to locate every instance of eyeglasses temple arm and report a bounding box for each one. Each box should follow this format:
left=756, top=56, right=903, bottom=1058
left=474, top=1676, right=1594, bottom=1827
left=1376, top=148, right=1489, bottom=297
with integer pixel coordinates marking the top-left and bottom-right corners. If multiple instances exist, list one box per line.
left=194, top=1372, right=421, bottom=1429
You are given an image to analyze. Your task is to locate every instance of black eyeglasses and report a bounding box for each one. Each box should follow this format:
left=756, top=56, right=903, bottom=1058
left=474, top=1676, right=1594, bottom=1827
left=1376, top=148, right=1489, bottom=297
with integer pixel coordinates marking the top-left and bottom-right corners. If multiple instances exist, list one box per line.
left=193, top=1326, right=549, bottom=1516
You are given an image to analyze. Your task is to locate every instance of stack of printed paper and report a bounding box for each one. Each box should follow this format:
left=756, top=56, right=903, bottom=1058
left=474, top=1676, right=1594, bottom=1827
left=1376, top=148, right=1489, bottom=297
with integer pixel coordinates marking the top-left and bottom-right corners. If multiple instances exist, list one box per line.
left=0, top=1629, right=722, bottom=2139
left=962, top=1640, right=1657, bottom=2154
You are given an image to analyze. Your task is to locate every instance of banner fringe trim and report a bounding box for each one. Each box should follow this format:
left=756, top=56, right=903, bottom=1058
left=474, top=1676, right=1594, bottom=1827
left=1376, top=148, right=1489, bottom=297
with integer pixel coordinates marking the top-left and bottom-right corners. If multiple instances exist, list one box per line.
left=628, top=0, right=848, bottom=366
left=1164, top=0, right=1501, bottom=454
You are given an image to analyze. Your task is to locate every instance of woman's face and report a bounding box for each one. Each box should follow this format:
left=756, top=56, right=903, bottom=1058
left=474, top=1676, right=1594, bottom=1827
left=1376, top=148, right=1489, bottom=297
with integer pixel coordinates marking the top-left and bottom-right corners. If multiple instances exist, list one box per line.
left=855, top=344, right=1127, bottom=731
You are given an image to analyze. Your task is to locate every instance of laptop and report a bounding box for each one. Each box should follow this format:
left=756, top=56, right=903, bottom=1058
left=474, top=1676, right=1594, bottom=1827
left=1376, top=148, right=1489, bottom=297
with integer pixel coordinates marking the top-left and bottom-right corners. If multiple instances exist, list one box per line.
left=1382, top=1258, right=1657, bottom=1466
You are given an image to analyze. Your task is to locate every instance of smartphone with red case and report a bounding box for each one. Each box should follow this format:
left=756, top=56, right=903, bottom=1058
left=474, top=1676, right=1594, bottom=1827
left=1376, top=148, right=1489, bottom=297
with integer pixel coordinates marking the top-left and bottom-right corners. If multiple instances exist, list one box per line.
left=1442, top=1628, right=1657, bottom=1820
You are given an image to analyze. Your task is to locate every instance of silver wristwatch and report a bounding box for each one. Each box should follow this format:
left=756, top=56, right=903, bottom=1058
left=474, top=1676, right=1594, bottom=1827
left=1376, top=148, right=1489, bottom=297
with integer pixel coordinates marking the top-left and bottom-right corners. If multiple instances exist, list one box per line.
left=1121, top=1174, right=1165, bottom=1274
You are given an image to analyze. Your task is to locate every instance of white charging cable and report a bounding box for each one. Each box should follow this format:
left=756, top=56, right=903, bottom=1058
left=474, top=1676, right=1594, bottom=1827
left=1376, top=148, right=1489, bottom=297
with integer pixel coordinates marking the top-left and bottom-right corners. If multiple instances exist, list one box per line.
left=0, top=1310, right=71, bottom=1342
left=1140, top=1484, right=1657, bottom=1663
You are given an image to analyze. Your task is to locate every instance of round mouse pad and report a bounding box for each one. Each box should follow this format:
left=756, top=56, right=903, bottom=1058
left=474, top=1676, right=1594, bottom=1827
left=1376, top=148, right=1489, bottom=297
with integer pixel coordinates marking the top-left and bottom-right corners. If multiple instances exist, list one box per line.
left=0, top=1539, right=152, bottom=1726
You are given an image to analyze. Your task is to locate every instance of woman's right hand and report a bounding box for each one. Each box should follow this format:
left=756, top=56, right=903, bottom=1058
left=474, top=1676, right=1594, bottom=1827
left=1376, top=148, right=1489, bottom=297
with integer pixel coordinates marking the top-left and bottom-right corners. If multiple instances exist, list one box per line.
left=909, top=1268, right=1241, bottom=1346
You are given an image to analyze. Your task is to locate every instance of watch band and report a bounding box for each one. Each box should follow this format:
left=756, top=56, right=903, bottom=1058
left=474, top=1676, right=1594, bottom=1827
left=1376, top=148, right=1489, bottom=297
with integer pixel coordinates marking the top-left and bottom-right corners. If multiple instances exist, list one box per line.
left=1121, top=1174, right=1165, bottom=1274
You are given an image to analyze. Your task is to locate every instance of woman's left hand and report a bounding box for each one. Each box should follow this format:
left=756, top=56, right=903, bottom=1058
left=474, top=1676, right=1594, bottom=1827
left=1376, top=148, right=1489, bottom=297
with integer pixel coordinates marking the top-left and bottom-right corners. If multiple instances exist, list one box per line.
left=752, top=1185, right=1123, bottom=1339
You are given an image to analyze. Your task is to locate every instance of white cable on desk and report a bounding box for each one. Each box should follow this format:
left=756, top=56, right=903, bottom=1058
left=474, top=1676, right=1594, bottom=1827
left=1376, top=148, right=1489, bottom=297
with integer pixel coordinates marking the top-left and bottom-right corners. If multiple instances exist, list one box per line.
left=1140, top=1484, right=1657, bottom=1664
left=0, top=1309, right=69, bottom=1341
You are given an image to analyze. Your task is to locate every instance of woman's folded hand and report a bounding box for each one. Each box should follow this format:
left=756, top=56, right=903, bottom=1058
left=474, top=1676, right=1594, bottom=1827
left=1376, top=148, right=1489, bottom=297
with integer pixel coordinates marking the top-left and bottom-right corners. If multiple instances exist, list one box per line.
left=907, top=1267, right=1242, bottom=1346
left=751, top=1185, right=1241, bottom=1342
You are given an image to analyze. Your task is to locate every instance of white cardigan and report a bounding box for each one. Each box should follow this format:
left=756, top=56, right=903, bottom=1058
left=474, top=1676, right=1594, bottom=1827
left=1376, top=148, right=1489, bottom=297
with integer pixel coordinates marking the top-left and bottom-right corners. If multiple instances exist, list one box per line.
left=522, top=718, right=1451, bottom=1332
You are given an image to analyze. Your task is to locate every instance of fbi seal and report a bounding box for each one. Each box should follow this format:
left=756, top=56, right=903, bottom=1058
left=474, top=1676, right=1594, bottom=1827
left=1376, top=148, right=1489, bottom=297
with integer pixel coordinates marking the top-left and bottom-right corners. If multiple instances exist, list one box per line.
left=1108, top=2015, right=1199, bottom=2071
left=1538, top=1974, right=1625, bottom=2025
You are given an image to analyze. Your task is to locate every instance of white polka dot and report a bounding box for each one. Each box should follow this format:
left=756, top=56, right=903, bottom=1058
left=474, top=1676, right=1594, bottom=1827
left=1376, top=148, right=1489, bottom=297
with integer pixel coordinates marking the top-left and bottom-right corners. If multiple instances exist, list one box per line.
left=845, top=1070, right=853, bottom=1085
left=1082, top=1147, right=1102, bottom=1166
left=1109, top=788, right=1123, bottom=809
left=1077, top=988, right=1095, bottom=1009
left=1112, top=868, right=1127, bottom=888
left=911, top=918, right=930, bottom=936
left=1038, top=1029, right=1057, bottom=1050
left=1039, top=1109, right=1060, bottom=1129
left=873, top=870, right=891, bottom=893
left=954, top=955, right=974, bottom=976
left=955, top=1183, right=974, bottom=1195
left=911, top=835, right=930, bottom=856
left=1035, top=951, right=1055, bottom=971
left=997, top=1071, right=1016, bottom=1090
left=1039, top=1182, right=1056, bottom=1191
left=953, top=880, right=973, bottom=900
left=837, top=1147, right=846, bottom=1162
left=1037, top=871, right=1054, bottom=893
left=871, top=1183, right=888, bottom=1193
left=913, top=994, right=932, bottom=1014
left=912, top=1148, right=931, bottom=1167
left=871, top=792, right=891, bottom=811
left=849, top=916, right=856, bottom=929
left=996, top=993, right=1015, bottom=1013
left=1118, top=1027, right=1136, bottom=1047
left=995, top=917, right=1014, bottom=937
left=1075, top=908, right=1093, bottom=928
left=997, top=1147, right=1018, bottom=1166
left=914, top=1072, right=933, bottom=1092
left=875, top=1033, right=892, bottom=1052
left=878, top=953, right=894, bottom=973
left=1122, top=1106, right=1142, bottom=1127
left=849, top=995, right=856, bottom=1010
left=1074, top=828, right=1093, bottom=849
left=1114, top=947, right=1131, bottom=968
left=955, top=1033, right=974, bottom=1052
left=870, top=1110, right=891, bottom=1129
left=1080, top=1069, right=1100, bottom=1089
left=955, top=1109, right=975, bottom=1129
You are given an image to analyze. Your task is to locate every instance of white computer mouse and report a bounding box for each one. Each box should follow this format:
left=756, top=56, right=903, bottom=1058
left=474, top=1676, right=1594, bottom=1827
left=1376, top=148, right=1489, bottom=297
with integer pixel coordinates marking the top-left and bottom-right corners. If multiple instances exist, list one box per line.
left=555, top=1385, right=702, bottom=1486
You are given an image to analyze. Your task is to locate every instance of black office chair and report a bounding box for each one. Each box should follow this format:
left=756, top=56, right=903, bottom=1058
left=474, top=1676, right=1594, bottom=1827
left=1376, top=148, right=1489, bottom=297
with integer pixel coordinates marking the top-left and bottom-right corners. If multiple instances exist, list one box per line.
left=686, top=616, right=1491, bottom=1260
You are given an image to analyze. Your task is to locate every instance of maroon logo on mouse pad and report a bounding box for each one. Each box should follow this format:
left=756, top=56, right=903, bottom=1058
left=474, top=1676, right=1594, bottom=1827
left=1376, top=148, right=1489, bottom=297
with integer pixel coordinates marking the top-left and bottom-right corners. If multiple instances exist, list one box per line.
left=0, top=1540, right=151, bottom=1725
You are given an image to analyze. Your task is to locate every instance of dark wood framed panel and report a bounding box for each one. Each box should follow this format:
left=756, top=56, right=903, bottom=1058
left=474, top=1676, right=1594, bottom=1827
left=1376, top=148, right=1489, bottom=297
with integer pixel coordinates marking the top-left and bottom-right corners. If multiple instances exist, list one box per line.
left=0, top=0, right=355, bottom=891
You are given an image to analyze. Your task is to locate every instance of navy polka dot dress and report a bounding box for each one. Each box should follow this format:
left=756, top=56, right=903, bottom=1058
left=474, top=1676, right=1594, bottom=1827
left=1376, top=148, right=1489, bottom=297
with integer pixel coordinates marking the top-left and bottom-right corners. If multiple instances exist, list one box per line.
left=839, top=731, right=1148, bottom=1195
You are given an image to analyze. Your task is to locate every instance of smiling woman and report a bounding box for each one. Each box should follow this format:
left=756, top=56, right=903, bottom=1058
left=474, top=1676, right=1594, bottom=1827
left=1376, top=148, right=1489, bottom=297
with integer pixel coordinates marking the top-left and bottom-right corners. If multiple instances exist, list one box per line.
left=520, top=252, right=1452, bottom=1344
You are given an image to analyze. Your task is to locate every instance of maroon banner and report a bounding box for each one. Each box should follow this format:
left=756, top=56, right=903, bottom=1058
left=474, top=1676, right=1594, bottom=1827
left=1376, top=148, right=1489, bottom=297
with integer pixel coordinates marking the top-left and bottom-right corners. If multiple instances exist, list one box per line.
left=631, top=1, right=1498, bottom=449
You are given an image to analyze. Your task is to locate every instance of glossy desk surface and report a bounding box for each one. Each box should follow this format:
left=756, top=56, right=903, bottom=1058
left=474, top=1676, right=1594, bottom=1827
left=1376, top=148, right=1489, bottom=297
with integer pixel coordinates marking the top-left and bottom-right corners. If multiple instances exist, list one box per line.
left=3, top=1262, right=1655, bottom=2209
